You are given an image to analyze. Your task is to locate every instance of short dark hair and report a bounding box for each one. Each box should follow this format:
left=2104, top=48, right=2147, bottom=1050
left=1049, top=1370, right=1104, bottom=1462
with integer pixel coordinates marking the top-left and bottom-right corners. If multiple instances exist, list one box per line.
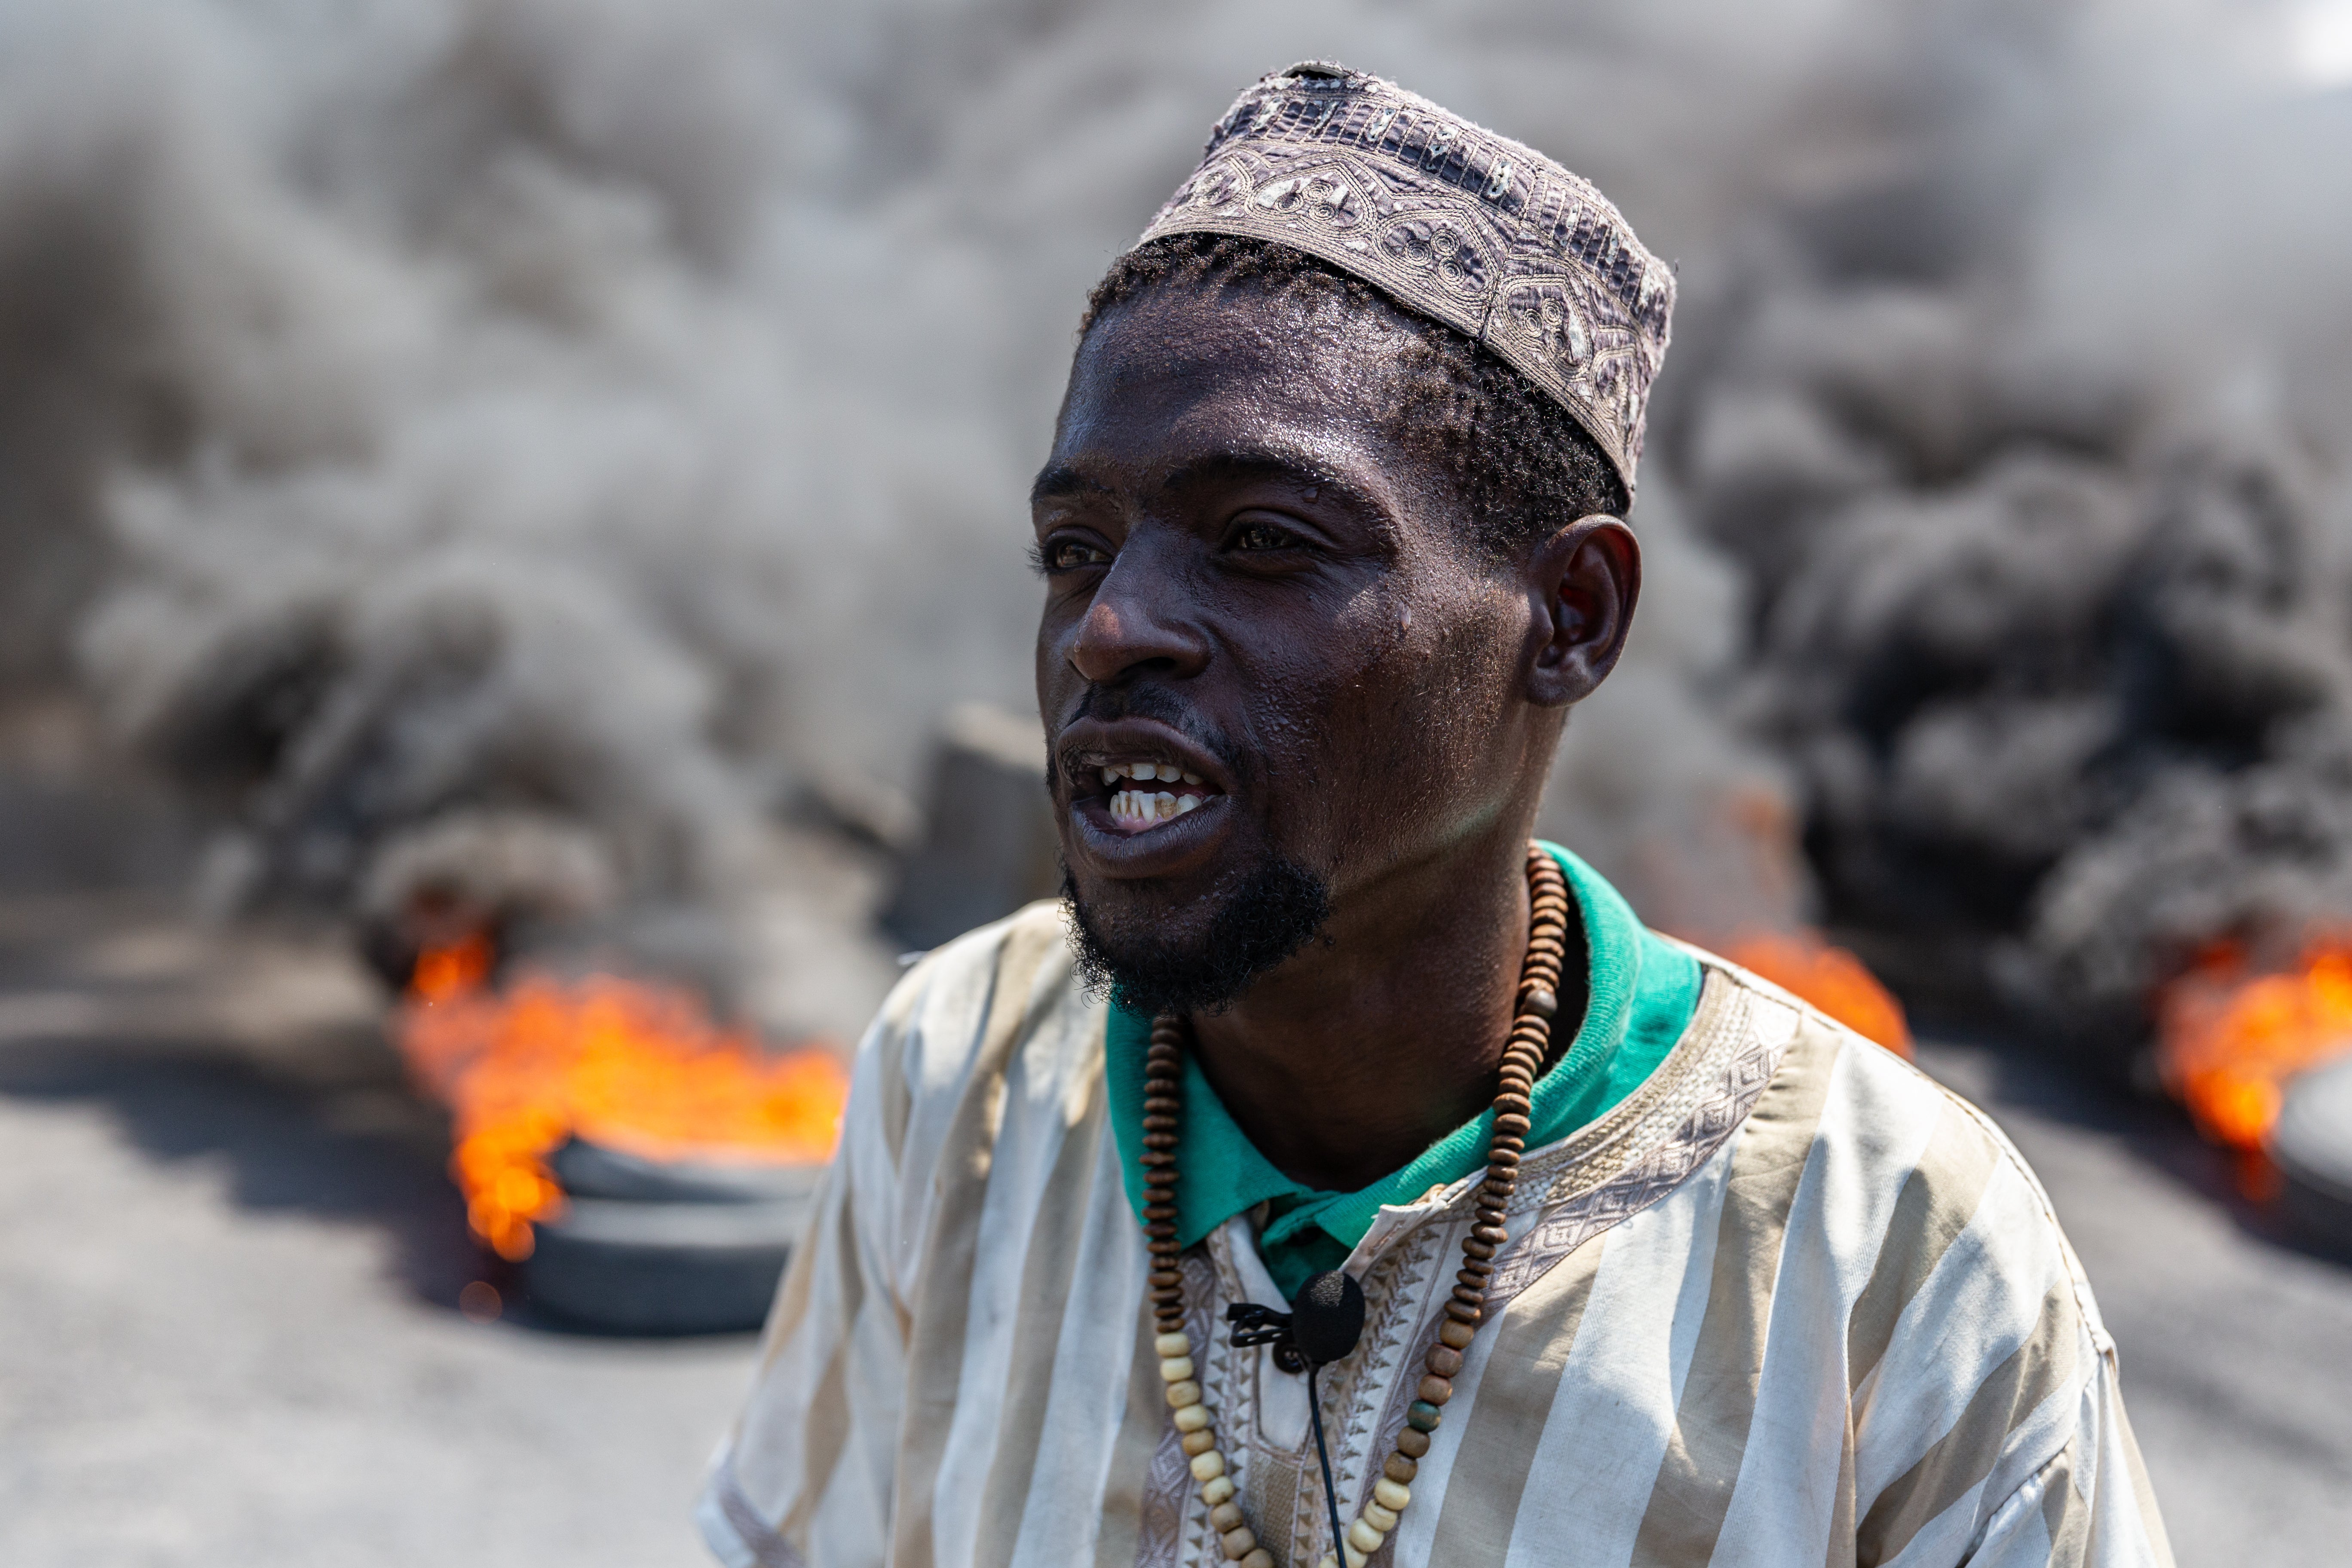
left=1079, top=232, right=1629, bottom=559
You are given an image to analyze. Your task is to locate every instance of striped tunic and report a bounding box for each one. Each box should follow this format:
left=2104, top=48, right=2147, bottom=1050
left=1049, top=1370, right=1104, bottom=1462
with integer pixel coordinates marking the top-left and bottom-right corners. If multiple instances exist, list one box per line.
left=700, top=902, right=2172, bottom=1568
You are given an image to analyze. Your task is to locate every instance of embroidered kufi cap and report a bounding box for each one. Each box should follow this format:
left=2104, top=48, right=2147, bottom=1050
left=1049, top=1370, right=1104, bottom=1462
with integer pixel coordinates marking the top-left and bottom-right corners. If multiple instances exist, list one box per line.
left=1136, top=61, right=1675, bottom=498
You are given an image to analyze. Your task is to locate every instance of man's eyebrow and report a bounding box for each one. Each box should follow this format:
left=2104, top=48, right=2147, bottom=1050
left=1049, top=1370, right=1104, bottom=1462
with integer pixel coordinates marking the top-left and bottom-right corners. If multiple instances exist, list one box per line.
left=1161, top=446, right=1320, bottom=491
left=1029, top=464, right=1108, bottom=506
left=1158, top=447, right=1380, bottom=518
left=1032, top=444, right=1390, bottom=521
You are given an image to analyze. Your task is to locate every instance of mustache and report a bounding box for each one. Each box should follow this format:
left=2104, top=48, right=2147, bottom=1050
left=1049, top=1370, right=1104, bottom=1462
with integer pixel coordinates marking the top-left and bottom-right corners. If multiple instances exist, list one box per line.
left=1049, top=682, right=1246, bottom=786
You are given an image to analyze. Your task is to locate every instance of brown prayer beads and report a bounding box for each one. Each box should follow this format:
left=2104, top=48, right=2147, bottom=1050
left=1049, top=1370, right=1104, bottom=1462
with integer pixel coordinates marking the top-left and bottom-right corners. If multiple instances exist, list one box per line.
left=1145, top=842, right=1571, bottom=1568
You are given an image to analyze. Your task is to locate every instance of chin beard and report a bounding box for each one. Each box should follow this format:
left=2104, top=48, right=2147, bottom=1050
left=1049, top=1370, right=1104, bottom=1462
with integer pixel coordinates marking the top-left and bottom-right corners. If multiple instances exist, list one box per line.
left=1062, top=856, right=1332, bottom=1017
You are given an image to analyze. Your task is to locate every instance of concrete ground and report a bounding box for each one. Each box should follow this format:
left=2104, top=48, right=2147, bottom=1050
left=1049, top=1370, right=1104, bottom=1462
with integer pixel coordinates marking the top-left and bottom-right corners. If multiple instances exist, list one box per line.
left=1916, top=1037, right=2352, bottom=1561
left=0, top=892, right=763, bottom=1568
left=1, top=884, right=2348, bottom=1564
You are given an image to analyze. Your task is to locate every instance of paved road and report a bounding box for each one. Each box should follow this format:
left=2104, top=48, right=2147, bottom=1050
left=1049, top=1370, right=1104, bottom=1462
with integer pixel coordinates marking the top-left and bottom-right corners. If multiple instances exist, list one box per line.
left=0, top=894, right=760, bottom=1568
left=1917, top=1038, right=2352, bottom=1562
left=0, top=892, right=2346, bottom=1565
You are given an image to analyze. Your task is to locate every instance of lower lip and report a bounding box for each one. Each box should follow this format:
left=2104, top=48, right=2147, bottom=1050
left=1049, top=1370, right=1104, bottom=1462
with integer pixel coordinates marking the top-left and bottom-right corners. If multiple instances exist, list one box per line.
left=1069, top=793, right=1234, bottom=876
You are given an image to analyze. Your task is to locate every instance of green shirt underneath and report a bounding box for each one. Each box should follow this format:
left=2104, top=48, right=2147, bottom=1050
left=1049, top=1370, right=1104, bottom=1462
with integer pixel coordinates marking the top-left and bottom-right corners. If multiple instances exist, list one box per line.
left=1106, top=841, right=1702, bottom=1299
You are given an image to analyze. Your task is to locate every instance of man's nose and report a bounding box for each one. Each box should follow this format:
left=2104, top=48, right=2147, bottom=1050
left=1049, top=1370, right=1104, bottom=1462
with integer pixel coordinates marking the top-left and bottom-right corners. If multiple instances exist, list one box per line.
left=1068, top=549, right=1209, bottom=686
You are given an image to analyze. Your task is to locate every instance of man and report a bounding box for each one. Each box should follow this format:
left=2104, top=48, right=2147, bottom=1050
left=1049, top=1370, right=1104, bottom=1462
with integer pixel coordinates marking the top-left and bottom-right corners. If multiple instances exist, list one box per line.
left=703, top=63, right=2171, bottom=1568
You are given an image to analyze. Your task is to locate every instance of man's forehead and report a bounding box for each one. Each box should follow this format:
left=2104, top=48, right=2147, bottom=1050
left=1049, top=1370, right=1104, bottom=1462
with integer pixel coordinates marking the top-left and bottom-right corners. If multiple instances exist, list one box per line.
left=1056, top=289, right=1399, bottom=451
left=1071, top=277, right=1390, bottom=392
left=1043, top=303, right=1420, bottom=514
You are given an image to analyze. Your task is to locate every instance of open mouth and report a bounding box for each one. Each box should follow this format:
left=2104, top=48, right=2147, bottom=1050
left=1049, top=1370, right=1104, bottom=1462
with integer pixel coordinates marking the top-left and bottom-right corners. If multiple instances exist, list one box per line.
left=1058, top=717, right=1237, bottom=858
left=1093, top=760, right=1221, bottom=833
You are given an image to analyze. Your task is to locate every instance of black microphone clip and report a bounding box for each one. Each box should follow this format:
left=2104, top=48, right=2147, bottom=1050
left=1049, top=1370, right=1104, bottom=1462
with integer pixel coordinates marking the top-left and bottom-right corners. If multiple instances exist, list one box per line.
left=1226, top=1269, right=1364, bottom=1374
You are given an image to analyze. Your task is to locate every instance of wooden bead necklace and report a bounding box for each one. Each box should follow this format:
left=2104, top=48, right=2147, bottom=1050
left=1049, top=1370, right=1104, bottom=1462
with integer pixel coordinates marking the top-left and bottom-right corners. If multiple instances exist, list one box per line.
left=1142, top=842, right=1571, bottom=1568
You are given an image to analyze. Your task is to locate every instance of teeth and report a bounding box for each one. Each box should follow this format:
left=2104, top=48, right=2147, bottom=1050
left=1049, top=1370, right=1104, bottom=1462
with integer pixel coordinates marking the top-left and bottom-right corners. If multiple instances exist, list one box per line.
left=1104, top=787, right=1211, bottom=828
left=1103, top=773, right=1219, bottom=830
left=1096, top=761, right=1208, bottom=791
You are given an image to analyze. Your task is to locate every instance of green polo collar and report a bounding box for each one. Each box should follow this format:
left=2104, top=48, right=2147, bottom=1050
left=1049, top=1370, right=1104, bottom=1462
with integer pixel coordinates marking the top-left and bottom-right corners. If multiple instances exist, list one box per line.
left=1104, top=841, right=1700, bottom=1300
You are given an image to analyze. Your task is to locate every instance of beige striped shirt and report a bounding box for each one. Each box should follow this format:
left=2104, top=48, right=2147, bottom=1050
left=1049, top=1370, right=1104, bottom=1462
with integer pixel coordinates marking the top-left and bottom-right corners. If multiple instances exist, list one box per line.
left=701, top=901, right=2172, bottom=1568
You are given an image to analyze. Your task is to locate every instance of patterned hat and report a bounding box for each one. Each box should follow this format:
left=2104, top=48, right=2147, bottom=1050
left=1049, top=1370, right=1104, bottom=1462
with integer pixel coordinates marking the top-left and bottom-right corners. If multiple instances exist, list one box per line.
left=1136, top=61, right=1674, bottom=498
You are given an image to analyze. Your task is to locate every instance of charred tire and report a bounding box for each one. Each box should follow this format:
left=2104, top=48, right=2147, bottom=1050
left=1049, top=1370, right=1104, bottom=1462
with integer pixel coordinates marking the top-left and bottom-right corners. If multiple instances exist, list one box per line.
left=2274, top=1056, right=2352, bottom=1259
left=523, top=1193, right=815, bottom=1335
left=546, top=1138, right=826, bottom=1206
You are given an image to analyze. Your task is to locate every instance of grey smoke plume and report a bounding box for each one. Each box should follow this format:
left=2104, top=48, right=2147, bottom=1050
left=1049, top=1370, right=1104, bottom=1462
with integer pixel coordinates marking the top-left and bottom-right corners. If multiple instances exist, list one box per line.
left=0, top=0, right=2344, bottom=1057
left=0, top=0, right=1908, bottom=926
left=3, top=0, right=1044, bottom=915
left=1667, top=2, right=2352, bottom=1050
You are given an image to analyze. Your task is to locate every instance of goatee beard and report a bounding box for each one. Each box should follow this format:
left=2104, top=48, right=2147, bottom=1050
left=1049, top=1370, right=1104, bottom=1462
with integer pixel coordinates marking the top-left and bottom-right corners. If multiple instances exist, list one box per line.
left=1062, top=857, right=1332, bottom=1017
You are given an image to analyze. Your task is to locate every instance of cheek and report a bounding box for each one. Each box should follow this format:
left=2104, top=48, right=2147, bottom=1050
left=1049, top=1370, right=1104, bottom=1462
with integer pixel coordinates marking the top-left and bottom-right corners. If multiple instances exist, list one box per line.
left=1354, top=596, right=1529, bottom=821
left=1255, top=591, right=1412, bottom=736
left=1256, top=589, right=1513, bottom=836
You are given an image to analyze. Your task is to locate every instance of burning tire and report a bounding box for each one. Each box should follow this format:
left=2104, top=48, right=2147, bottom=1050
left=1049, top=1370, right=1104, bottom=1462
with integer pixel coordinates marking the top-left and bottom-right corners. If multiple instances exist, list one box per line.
left=389, top=940, right=849, bottom=1332
left=2273, top=1057, right=2352, bottom=1259
left=547, top=1138, right=827, bottom=1207
left=521, top=1140, right=824, bottom=1334
left=525, top=1194, right=813, bottom=1335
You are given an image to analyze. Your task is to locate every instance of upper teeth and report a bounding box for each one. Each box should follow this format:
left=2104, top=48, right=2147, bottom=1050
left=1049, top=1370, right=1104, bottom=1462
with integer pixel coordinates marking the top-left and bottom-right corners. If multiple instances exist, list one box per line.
left=1100, top=763, right=1204, bottom=787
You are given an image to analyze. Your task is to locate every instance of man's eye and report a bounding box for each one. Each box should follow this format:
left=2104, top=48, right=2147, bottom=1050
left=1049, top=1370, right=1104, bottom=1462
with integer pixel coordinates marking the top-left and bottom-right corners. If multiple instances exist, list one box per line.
left=1046, top=539, right=1112, bottom=570
left=1234, top=521, right=1297, bottom=552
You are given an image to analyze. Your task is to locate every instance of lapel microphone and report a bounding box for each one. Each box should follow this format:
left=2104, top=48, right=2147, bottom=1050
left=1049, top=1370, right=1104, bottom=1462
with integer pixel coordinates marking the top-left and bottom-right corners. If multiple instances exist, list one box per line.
left=1229, top=1268, right=1366, bottom=1564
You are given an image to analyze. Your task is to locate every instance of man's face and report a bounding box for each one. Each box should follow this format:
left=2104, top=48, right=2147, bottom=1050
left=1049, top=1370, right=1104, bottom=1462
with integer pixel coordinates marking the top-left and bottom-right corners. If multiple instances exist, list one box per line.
left=1033, top=284, right=1564, bottom=1011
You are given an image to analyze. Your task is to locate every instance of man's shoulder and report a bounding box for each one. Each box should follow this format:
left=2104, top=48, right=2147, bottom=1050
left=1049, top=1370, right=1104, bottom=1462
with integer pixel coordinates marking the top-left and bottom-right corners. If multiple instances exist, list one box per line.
left=1689, top=947, right=2101, bottom=1338
left=1703, top=949, right=2107, bottom=1354
left=1612, top=956, right=2154, bottom=1566
left=1690, top=943, right=1993, bottom=1153
left=856, top=898, right=1102, bottom=1150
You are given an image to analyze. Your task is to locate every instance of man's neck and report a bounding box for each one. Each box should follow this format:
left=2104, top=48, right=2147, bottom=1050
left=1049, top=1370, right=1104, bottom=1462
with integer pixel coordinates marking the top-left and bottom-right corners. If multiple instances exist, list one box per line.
left=1183, top=825, right=1585, bottom=1193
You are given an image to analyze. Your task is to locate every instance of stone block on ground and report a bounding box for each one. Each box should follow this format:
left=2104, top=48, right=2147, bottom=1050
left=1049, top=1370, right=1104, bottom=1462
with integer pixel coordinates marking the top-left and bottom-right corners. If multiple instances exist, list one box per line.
left=883, top=703, right=1059, bottom=950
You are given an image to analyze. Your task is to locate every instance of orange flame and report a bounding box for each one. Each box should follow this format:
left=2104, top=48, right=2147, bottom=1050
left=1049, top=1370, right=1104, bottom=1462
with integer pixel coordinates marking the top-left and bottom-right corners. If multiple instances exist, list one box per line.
left=410, top=929, right=494, bottom=1003
left=2157, top=936, right=2352, bottom=1164
left=398, top=941, right=849, bottom=1260
left=1719, top=931, right=1914, bottom=1059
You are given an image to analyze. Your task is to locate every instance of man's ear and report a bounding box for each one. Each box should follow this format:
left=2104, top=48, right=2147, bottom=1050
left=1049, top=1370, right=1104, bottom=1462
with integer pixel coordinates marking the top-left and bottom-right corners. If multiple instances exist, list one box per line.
left=1525, top=514, right=1639, bottom=707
